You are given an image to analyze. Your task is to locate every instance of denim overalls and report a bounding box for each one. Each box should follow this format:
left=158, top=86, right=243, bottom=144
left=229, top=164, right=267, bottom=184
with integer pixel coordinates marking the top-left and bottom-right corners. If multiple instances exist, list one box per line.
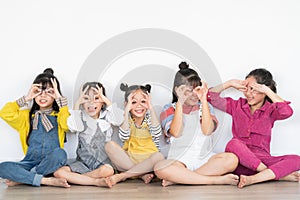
left=0, top=115, right=67, bottom=186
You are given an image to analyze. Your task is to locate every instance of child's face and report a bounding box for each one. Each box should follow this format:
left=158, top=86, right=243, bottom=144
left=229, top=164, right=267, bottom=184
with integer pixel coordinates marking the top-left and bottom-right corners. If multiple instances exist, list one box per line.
left=243, top=76, right=266, bottom=107
left=182, top=85, right=199, bottom=106
left=129, top=89, right=148, bottom=119
left=34, top=83, right=55, bottom=111
left=82, top=88, right=104, bottom=119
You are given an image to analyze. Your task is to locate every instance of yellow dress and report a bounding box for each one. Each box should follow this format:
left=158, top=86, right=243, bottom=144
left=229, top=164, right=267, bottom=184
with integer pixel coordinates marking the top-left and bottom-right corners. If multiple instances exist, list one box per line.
left=123, top=118, right=158, bottom=164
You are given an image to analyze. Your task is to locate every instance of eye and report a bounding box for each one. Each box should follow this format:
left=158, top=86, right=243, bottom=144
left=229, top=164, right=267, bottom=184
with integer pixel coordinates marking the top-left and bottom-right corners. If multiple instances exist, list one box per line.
left=47, top=90, right=54, bottom=94
left=45, top=88, right=54, bottom=94
left=94, top=96, right=100, bottom=100
left=132, top=100, right=137, bottom=104
left=34, top=89, right=41, bottom=94
left=84, top=97, right=89, bottom=101
left=141, top=100, right=146, bottom=104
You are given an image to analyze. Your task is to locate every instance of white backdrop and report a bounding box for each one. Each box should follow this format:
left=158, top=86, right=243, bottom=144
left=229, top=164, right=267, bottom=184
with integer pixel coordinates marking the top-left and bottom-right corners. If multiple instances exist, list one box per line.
left=0, top=0, right=299, bottom=161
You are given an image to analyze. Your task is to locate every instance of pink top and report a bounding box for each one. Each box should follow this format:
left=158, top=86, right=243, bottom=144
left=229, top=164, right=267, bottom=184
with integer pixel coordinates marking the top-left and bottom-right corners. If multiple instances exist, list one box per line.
left=208, top=91, right=293, bottom=155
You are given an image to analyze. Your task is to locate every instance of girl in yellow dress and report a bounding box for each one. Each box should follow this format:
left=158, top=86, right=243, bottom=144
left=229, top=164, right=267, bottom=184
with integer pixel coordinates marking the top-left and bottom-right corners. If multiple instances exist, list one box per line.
left=105, top=83, right=164, bottom=186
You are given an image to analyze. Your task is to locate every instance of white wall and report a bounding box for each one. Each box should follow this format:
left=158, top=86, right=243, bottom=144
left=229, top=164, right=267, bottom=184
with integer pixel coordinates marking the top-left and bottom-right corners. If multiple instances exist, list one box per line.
left=0, top=0, right=299, bottom=161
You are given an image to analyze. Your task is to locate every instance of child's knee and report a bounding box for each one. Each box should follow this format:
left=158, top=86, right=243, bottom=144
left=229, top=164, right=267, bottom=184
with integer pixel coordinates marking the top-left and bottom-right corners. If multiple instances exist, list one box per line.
left=225, top=138, right=242, bottom=152
left=151, top=152, right=165, bottom=162
left=53, top=166, right=70, bottom=178
left=0, top=162, right=12, bottom=175
left=224, top=153, right=239, bottom=171
left=52, top=148, right=67, bottom=165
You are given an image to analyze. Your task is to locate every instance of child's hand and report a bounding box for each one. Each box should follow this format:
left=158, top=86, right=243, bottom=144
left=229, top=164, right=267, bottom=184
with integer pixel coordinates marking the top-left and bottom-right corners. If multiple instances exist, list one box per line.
left=229, top=79, right=247, bottom=92
left=74, top=85, right=90, bottom=110
left=46, top=78, right=62, bottom=99
left=142, top=92, right=152, bottom=110
left=175, top=85, right=190, bottom=105
left=193, top=81, right=208, bottom=102
left=248, top=82, right=269, bottom=94
left=124, top=92, right=136, bottom=114
left=25, top=83, right=43, bottom=101
left=93, top=85, right=112, bottom=106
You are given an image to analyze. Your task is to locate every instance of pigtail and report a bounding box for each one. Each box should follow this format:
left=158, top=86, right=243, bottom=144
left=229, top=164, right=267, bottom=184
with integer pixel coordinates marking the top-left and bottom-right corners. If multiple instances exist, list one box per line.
left=120, top=83, right=129, bottom=92
left=144, top=84, right=151, bottom=93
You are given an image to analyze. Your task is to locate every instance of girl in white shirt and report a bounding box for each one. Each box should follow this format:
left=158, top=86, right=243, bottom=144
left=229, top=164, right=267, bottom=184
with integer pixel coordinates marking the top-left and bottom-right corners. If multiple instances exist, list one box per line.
left=54, top=82, right=123, bottom=188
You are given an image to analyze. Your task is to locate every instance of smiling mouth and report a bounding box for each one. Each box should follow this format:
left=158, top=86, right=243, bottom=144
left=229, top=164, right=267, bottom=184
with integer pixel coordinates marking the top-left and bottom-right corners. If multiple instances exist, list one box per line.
left=134, top=109, right=144, bottom=114
left=39, top=99, right=47, bottom=104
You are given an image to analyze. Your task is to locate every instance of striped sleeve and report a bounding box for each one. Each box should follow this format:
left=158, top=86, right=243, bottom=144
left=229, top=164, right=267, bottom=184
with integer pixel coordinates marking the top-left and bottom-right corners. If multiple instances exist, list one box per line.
left=16, top=96, right=27, bottom=107
left=119, top=126, right=130, bottom=142
left=150, top=123, right=161, bottom=149
left=55, top=97, right=68, bottom=108
left=160, top=103, right=175, bottom=143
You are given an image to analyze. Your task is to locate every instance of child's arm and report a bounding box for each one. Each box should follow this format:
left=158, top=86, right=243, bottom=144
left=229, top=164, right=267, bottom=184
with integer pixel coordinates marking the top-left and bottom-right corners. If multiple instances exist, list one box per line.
left=0, top=83, right=43, bottom=131
left=67, top=85, right=92, bottom=132
left=119, top=93, right=135, bottom=141
left=194, top=82, right=217, bottom=135
left=168, top=85, right=189, bottom=138
left=146, top=96, right=162, bottom=147
left=119, top=111, right=130, bottom=142
left=0, top=97, right=29, bottom=132
left=209, top=79, right=247, bottom=93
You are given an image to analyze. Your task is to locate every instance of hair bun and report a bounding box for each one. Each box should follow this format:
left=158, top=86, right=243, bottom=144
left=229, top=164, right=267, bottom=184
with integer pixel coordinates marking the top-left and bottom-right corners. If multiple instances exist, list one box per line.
left=179, top=61, right=189, bottom=70
left=120, top=83, right=129, bottom=92
left=43, top=68, right=54, bottom=75
left=144, top=84, right=151, bottom=93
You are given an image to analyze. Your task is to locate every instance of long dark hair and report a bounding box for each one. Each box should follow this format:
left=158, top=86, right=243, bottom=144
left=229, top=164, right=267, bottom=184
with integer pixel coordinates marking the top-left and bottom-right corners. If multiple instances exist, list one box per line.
left=245, top=68, right=277, bottom=102
left=82, top=81, right=107, bottom=110
left=120, top=83, right=151, bottom=102
left=27, top=68, right=62, bottom=143
left=172, top=61, right=202, bottom=103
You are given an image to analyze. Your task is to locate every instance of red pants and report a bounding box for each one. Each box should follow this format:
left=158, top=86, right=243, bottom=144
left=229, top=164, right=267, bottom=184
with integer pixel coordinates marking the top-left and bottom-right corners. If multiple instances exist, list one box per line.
left=225, top=138, right=300, bottom=180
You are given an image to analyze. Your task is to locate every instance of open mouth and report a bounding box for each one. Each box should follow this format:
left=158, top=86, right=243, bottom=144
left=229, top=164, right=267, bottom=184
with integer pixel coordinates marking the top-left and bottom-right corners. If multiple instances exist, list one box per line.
left=87, top=106, right=98, bottom=113
left=134, top=109, right=145, bottom=115
left=39, top=99, right=48, bottom=104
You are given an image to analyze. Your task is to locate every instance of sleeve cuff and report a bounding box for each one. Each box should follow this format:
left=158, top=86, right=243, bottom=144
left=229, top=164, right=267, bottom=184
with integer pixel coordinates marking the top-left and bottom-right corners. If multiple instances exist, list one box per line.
left=16, top=96, right=27, bottom=107
left=56, top=97, right=68, bottom=108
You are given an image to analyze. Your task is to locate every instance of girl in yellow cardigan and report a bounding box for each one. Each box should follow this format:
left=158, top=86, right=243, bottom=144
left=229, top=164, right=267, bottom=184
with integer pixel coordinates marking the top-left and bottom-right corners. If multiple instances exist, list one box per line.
left=0, top=68, right=70, bottom=187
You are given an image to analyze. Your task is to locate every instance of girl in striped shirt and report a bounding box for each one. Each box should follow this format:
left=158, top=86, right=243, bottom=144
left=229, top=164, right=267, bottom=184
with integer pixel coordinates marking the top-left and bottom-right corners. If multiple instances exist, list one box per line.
left=105, top=83, right=164, bottom=186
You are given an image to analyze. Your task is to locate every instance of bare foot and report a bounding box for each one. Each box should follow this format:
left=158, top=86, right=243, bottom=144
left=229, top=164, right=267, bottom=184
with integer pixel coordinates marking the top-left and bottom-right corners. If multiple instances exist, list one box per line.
left=280, top=172, right=300, bottom=182
left=41, top=177, right=70, bottom=188
left=5, top=180, right=22, bottom=187
left=140, top=173, right=154, bottom=184
left=95, top=177, right=113, bottom=188
left=162, top=179, right=175, bottom=187
left=108, top=173, right=126, bottom=186
left=238, top=175, right=252, bottom=188
left=221, top=174, right=239, bottom=186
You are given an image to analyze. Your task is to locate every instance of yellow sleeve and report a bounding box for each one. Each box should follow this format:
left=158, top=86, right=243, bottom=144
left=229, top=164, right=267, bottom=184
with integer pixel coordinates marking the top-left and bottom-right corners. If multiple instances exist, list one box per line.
left=0, top=101, right=30, bottom=154
left=56, top=105, right=70, bottom=148
left=0, top=101, right=29, bottom=133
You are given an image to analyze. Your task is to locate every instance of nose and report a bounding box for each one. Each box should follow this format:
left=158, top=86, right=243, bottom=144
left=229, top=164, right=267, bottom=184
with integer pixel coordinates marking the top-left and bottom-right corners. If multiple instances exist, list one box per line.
left=40, top=90, right=47, bottom=97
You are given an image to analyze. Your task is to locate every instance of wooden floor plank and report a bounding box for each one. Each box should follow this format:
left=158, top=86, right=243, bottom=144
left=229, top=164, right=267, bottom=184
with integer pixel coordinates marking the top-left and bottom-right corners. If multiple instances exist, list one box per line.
left=1, top=178, right=300, bottom=199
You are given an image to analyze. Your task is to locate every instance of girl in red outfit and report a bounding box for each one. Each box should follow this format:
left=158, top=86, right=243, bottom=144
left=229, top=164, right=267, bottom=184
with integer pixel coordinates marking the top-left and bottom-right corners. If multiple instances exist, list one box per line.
left=208, top=68, right=300, bottom=188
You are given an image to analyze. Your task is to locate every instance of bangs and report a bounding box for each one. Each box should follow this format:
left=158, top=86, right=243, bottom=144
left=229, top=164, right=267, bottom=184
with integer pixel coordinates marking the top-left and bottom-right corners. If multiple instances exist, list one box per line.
left=34, top=77, right=53, bottom=89
left=186, top=75, right=202, bottom=88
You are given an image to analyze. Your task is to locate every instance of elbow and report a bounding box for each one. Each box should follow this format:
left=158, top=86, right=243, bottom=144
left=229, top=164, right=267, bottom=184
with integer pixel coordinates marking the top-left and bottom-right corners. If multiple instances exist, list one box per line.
left=202, top=129, right=213, bottom=136
left=168, top=129, right=182, bottom=138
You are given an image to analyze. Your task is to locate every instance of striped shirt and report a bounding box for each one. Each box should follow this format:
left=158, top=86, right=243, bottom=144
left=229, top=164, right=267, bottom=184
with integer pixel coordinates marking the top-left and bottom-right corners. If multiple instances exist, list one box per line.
left=119, top=111, right=161, bottom=149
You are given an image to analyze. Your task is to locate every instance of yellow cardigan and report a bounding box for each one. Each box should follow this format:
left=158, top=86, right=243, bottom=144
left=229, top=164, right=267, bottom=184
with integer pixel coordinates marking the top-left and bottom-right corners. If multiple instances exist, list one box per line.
left=0, top=101, right=70, bottom=154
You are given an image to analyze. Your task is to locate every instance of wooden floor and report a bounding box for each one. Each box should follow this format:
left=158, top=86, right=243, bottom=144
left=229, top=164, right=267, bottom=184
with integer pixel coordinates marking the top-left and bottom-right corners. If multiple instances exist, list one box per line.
left=1, top=178, right=300, bottom=200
